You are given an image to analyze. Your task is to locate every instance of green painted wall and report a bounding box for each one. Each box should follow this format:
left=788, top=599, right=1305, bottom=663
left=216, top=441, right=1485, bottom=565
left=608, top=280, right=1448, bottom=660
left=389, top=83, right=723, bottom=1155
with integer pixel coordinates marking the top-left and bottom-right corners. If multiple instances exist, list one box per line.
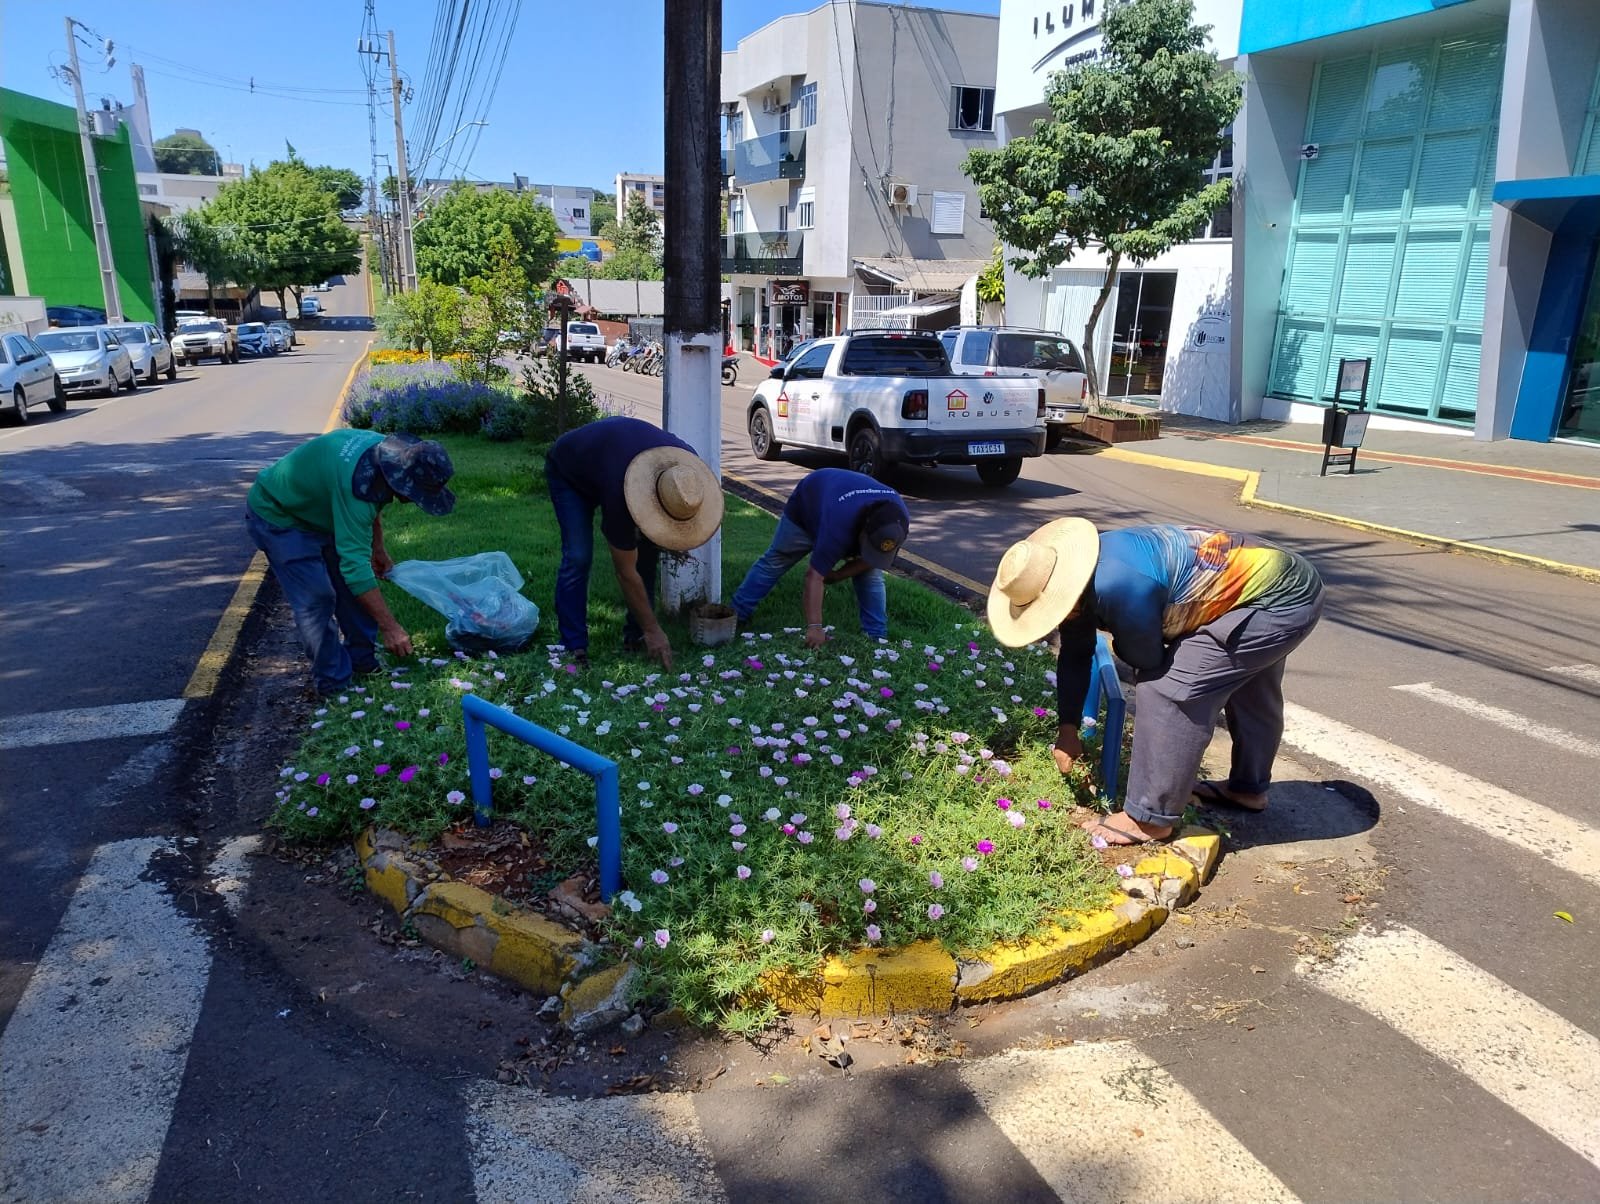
left=0, top=87, right=156, bottom=321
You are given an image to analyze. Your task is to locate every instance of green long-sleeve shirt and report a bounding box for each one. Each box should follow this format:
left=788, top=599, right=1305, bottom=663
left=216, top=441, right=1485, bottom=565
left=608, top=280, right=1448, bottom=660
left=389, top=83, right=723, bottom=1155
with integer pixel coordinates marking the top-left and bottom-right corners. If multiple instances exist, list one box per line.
left=247, top=429, right=386, bottom=594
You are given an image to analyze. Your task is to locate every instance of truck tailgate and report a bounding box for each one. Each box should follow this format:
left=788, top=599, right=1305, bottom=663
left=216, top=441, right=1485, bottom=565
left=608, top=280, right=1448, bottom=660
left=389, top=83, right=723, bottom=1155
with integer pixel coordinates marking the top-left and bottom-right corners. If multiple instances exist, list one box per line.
left=926, top=378, right=1041, bottom=434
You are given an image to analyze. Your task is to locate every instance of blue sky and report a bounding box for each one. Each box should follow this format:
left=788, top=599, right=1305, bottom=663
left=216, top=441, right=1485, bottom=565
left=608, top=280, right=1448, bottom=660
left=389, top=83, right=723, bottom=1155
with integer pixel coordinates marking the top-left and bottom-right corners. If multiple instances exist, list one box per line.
left=1, top=0, right=997, bottom=193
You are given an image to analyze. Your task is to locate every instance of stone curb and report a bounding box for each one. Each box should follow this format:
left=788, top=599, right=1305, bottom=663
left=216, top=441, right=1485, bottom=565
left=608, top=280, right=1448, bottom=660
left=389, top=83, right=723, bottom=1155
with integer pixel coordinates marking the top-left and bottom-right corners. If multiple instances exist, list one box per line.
left=355, top=825, right=1222, bottom=1025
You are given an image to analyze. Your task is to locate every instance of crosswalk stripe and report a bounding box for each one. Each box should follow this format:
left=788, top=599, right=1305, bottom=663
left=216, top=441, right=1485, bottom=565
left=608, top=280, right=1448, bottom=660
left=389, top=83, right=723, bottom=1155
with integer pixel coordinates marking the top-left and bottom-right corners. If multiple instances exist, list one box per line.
left=958, top=1042, right=1297, bottom=1203
left=464, top=1081, right=727, bottom=1204
left=0, top=839, right=212, bottom=1204
left=1305, top=925, right=1600, bottom=1168
left=0, top=699, right=187, bottom=751
left=1393, top=681, right=1600, bottom=759
left=1550, top=662, right=1600, bottom=686
left=1281, top=701, right=1600, bottom=885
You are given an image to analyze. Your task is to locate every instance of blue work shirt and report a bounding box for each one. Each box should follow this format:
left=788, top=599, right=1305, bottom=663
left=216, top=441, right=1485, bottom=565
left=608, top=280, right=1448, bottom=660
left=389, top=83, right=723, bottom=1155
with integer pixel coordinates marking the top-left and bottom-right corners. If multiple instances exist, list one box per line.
left=784, top=468, right=909, bottom=574
left=546, top=417, right=695, bottom=551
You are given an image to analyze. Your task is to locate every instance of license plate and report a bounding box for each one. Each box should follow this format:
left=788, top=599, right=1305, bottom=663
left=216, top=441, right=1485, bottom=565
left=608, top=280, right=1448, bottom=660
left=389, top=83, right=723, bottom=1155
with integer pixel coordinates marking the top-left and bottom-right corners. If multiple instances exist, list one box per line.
left=968, top=441, right=1005, bottom=456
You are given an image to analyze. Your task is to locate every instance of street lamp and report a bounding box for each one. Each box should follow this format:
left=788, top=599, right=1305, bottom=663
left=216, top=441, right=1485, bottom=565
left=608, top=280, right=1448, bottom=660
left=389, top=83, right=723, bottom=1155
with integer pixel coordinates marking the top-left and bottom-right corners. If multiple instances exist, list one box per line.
left=400, top=120, right=487, bottom=291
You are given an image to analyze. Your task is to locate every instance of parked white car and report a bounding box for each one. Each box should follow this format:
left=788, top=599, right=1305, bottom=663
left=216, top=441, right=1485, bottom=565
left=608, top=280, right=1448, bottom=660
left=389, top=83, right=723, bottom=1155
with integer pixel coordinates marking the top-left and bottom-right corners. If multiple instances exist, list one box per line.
left=940, top=326, right=1089, bottom=449
left=747, top=331, right=1045, bottom=487
left=300, top=296, right=322, bottom=317
left=34, top=327, right=137, bottom=397
left=109, top=322, right=177, bottom=383
left=0, top=331, right=66, bottom=424
left=236, top=322, right=275, bottom=356
left=172, top=318, right=238, bottom=365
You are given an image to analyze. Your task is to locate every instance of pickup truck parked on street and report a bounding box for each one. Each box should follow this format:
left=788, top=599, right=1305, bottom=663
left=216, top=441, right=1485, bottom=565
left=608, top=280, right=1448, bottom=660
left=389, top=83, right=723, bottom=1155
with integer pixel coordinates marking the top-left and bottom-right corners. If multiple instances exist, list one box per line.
left=939, top=326, right=1089, bottom=449
left=746, top=331, right=1045, bottom=487
left=563, top=322, right=608, bottom=364
left=172, top=318, right=238, bottom=365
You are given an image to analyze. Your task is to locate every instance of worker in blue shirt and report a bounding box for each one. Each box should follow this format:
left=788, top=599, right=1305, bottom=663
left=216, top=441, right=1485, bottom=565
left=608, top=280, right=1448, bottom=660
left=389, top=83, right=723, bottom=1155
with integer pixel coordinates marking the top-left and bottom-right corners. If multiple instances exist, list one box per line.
left=545, top=417, right=722, bottom=669
left=990, top=519, right=1324, bottom=845
left=732, top=467, right=910, bottom=648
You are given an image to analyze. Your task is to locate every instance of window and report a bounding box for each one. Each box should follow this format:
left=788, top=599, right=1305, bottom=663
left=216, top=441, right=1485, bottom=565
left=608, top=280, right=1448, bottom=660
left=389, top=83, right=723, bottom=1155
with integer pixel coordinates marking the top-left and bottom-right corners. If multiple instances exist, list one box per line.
left=1579, top=61, right=1600, bottom=174
left=930, top=191, right=966, bottom=235
left=839, top=335, right=949, bottom=376
left=798, top=81, right=818, bottom=128
left=729, top=110, right=744, bottom=145
left=949, top=86, right=996, bottom=132
left=994, top=332, right=1083, bottom=371
left=796, top=187, right=815, bottom=230
left=572, top=207, right=586, bottom=220
left=776, top=202, right=788, bottom=233
left=961, top=331, right=994, bottom=365
left=1198, top=126, right=1234, bottom=239
left=728, top=193, right=743, bottom=232
left=787, top=342, right=832, bottom=379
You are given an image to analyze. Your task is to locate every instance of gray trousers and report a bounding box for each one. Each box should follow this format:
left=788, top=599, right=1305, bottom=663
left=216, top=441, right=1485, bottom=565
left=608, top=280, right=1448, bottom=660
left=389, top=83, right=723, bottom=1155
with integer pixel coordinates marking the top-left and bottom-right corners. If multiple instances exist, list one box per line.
left=1122, top=589, right=1325, bottom=827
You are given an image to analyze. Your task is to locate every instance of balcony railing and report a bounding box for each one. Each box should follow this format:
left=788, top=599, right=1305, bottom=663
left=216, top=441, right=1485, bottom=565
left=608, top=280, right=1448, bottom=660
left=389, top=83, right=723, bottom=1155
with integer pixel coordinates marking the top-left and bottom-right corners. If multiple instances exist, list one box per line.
left=722, top=230, right=803, bottom=275
left=732, top=129, right=807, bottom=185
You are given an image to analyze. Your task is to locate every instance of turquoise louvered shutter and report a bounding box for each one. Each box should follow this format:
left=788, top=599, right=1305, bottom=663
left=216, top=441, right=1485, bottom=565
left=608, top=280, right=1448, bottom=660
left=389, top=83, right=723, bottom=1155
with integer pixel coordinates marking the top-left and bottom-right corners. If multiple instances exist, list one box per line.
left=1312, top=57, right=1371, bottom=144
left=1353, top=139, right=1414, bottom=222
left=1378, top=327, right=1444, bottom=414
left=1298, top=146, right=1355, bottom=223
left=1413, top=130, right=1483, bottom=221
left=1366, top=49, right=1429, bottom=137
left=1457, top=228, right=1490, bottom=326
left=1339, top=232, right=1398, bottom=316
left=1394, top=229, right=1465, bottom=319
left=1429, top=38, right=1503, bottom=129
left=1270, top=317, right=1326, bottom=399
left=1439, top=332, right=1482, bottom=418
left=1284, top=232, right=1339, bottom=313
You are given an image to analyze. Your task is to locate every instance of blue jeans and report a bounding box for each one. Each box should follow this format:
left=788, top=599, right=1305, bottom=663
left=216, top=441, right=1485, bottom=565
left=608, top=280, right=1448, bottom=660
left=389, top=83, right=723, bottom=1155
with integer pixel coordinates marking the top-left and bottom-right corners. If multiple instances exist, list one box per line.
left=732, top=515, right=888, bottom=638
left=547, top=461, right=658, bottom=652
left=245, top=506, right=379, bottom=694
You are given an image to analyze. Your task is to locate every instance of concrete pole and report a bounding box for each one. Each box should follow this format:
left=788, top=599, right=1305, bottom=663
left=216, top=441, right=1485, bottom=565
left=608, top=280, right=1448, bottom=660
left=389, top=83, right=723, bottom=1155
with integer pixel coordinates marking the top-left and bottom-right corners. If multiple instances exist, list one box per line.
left=64, top=18, right=123, bottom=321
left=662, top=0, right=723, bottom=611
left=386, top=30, right=417, bottom=293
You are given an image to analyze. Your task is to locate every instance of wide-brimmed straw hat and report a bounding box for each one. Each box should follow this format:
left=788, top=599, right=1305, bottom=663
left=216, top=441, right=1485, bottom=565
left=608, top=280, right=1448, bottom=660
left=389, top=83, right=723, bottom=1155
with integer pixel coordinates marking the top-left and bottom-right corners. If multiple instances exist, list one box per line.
left=987, top=517, right=1100, bottom=647
left=622, top=445, right=724, bottom=551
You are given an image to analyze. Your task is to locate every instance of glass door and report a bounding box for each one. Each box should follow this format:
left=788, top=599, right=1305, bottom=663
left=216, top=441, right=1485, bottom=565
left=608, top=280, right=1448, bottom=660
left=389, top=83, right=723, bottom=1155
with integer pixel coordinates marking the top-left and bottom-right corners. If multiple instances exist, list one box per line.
left=1105, top=271, right=1178, bottom=399
left=1560, top=260, right=1600, bottom=442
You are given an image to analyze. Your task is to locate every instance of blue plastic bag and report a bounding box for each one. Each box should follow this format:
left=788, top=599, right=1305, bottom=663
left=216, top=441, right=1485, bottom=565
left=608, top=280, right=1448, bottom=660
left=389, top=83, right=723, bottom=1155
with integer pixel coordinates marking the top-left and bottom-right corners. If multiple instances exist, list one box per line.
left=386, top=552, right=540, bottom=654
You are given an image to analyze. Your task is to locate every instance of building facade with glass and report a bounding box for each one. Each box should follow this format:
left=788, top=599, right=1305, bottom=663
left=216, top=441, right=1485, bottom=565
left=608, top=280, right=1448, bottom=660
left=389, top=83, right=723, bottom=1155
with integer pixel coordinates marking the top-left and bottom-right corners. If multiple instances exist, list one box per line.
left=1236, top=0, right=1600, bottom=442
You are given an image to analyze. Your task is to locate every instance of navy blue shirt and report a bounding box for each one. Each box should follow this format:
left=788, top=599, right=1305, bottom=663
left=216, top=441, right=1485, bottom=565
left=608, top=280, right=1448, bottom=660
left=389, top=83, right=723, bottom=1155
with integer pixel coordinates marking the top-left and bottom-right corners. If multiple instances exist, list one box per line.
left=784, top=468, right=909, bottom=574
left=547, top=417, right=695, bottom=551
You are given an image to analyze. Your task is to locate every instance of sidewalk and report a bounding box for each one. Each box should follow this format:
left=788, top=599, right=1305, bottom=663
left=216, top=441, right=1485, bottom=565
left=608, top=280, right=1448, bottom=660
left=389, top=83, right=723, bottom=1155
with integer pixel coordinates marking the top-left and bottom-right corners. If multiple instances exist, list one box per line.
left=1069, top=414, right=1600, bottom=579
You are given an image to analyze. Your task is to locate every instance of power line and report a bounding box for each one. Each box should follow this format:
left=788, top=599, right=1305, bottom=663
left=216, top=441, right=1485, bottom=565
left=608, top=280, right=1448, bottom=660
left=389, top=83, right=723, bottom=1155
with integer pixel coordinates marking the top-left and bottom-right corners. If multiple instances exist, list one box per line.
left=135, top=64, right=371, bottom=107
left=121, top=42, right=368, bottom=93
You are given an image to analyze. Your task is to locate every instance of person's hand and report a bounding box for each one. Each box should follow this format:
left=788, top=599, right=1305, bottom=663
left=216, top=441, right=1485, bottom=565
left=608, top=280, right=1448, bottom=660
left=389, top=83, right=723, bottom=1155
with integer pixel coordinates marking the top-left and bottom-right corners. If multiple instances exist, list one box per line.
left=380, top=623, right=413, bottom=657
left=1052, top=725, right=1084, bottom=774
left=804, top=624, right=828, bottom=650
left=372, top=549, right=395, bottom=578
left=644, top=627, right=673, bottom=670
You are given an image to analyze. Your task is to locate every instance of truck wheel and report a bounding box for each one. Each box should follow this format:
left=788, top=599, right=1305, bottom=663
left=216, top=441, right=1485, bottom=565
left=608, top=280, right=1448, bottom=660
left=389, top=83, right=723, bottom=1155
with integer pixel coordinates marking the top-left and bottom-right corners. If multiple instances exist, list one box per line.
left=848, top=426, right=888, bottom=480
left=976, top=456, right=1023, bottom=488
left=749, top=406, right=781, bottom=461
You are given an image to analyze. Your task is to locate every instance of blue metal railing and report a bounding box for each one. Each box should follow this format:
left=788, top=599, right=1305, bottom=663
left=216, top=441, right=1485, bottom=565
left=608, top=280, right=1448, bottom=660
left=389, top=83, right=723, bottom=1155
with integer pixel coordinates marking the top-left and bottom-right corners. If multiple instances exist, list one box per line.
left=460, top=693, right=621, bottom=901
left=1080, top=634, right=1128, bottom=800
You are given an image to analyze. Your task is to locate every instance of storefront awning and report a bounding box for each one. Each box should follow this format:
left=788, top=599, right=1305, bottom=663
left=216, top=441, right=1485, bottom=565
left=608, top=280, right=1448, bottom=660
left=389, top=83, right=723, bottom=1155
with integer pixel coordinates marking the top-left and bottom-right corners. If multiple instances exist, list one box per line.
left=1493, top=175, right=1600, bottom=235
left=873, top=298, right=958, bottom=319
left=854, top=257, right=988, bottom=294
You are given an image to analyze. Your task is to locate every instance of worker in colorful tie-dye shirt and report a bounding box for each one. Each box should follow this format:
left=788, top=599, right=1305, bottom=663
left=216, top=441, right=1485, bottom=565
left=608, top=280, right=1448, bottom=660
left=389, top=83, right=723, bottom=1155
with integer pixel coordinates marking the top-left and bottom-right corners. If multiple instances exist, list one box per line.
left=988, top=520, right=1325, bottom=845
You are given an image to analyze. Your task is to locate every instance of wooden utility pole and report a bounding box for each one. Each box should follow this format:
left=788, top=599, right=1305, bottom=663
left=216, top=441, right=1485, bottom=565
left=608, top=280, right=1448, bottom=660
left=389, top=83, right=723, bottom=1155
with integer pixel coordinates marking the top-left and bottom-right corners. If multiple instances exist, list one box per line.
left=661, top=0, right=723, bottom=609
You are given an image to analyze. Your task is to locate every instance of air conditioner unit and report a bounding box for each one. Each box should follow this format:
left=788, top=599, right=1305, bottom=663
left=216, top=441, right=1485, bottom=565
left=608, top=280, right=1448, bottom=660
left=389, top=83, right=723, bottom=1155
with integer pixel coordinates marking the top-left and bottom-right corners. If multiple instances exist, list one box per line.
left=885, top=181, right=918, bottom=207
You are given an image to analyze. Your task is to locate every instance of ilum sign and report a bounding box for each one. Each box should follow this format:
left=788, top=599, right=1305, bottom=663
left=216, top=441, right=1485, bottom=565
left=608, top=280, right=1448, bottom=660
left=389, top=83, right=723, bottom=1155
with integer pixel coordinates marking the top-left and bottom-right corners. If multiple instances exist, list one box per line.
left=1030, top=0, right=1113, bottom=73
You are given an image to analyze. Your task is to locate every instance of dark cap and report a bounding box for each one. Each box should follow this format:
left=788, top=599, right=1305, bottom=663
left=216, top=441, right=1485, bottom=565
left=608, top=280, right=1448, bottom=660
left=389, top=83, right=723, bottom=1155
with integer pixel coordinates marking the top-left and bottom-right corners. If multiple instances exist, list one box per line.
left=374, top=433, right=456, bottom=516
left=858, top=503, right=908, bottom=571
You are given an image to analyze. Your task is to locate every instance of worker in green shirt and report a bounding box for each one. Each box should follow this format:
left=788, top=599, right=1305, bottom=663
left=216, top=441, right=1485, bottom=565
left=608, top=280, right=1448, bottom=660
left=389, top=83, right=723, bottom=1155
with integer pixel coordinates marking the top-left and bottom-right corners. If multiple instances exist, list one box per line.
left=245, top=430, right=456, bottom=695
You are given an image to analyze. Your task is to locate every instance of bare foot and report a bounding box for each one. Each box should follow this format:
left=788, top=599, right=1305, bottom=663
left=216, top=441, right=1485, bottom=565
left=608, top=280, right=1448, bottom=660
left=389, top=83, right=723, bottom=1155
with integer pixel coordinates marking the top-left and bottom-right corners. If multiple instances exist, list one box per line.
left=1081, top=811, right=1174, bottom=846
left=1191, top=780, right=1267, bottom=812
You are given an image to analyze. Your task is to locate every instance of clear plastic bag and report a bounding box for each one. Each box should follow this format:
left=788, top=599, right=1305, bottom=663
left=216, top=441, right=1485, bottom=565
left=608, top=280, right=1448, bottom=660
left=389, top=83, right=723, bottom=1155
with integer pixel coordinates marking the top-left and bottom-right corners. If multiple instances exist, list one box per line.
left=386, top=552, right=540, bottom=654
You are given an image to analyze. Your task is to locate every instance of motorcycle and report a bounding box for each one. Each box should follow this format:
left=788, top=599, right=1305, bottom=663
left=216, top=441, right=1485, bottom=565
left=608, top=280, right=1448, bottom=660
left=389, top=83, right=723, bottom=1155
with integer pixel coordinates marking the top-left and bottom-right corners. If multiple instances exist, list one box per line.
left=605, top=339, right=631, bottom=369
left=621, top=343, right=648, bottom=373
left=721, top=354, right=739, bottom=387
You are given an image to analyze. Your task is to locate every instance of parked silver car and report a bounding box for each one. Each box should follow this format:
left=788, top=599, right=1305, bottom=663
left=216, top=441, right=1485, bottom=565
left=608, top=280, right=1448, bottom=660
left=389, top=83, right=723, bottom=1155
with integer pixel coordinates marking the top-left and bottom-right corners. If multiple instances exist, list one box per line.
left=109, top=322, right=177, bottom=384
left=34, top=327, right=137, bottom=396
left=268, top=319, right=297, bottom=348
left=0, top=331, right=66, bottom=424
left=264, top=324, right=289, bottom=353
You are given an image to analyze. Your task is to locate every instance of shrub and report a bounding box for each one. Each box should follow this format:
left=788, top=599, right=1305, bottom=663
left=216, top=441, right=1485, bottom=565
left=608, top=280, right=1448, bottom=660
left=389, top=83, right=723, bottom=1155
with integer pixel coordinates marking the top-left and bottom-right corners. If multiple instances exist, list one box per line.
left=343, top=361, right=510, bottom=436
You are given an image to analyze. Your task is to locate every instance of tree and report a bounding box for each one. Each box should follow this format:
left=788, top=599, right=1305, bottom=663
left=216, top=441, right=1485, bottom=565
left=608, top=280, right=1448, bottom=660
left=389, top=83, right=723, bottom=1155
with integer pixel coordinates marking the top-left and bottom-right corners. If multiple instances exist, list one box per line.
left=461, top=233, right=542, bottom=381
left=154, top=131, right=220, bottom=175
left=379, top=279, right=466, bottom=356
left=963, top=0, right=1239, bottom=398
left=412, top=182, right=558, bottom=288
left=596, top=192, right=663, bottom=279
left=195, top=161, right=361, bottom=317
left=167, top=210, right=242, bottom=315
left=310, top=166, right=366, bottom=212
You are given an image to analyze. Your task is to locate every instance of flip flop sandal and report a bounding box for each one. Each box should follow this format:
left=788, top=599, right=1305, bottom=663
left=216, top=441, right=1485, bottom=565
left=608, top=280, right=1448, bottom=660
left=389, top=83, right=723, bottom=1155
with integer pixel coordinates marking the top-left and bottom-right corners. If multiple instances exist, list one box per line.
left=1084, top=819, right=1174, bottom=848
left=1191, top=780, right=1267, bottom=813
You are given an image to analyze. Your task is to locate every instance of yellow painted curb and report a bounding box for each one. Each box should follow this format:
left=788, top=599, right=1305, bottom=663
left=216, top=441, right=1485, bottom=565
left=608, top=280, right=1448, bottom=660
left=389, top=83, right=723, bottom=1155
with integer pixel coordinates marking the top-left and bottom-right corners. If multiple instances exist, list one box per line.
left=765, top=940, right=959, bottom=1018
left=1084, top=444, right=1600, bottom=585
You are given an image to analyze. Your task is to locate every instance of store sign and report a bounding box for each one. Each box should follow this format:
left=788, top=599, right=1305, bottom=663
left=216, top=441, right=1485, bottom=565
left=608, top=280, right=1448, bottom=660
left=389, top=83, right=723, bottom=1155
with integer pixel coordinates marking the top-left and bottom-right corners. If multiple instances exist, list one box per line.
left=770, top=280, right=809, bottom=305
left=1031, top=0, right=1109, bottom=71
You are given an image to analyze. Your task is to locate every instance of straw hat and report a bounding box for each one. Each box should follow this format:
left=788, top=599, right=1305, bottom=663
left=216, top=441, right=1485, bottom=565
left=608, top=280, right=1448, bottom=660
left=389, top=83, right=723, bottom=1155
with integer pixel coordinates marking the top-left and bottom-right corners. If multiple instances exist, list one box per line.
left=622, top=445, right=724, bottom=551
left=987, top=518, right=1100, bottom=647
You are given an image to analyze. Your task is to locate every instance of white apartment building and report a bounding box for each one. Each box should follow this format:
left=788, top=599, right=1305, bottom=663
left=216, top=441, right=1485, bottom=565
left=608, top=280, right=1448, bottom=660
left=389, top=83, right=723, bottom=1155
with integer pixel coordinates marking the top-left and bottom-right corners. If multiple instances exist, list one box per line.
left=615, top=171, right=666, bottom=222
left=994, top=0, right=1243, bottom=419
left=723, top=1, right=1002, bottom=358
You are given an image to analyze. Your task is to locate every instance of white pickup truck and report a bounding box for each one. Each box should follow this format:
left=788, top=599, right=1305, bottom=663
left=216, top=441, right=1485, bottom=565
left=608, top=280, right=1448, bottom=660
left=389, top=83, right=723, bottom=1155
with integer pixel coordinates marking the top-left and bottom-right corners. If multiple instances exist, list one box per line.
left=563, top=322, right=608, bottom=364
left=745, top=331, right=1045, bottom=487
left=939, top=326, right=1089, bottom=449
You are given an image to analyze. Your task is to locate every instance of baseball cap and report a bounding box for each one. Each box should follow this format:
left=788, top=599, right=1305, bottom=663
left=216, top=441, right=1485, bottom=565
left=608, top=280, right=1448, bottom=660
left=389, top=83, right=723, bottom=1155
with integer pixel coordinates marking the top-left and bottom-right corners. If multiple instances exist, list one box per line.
left=374, top=433, right=457, bottom=516
left=858, top=503, right=908, bottom=571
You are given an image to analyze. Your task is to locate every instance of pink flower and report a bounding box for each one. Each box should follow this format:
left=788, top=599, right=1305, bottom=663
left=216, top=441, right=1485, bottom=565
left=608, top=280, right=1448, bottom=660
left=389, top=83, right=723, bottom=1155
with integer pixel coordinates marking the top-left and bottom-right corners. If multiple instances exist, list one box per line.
left=859, top=879, right=876, bottom=894
left=782, top=823, right=796, bottom=835
left=730, top=823, right=747, bottom=836
left=687, top=783, right=705, bottom=795
left=306, top=807, right=319, bottom=817
left=760, top=929, right=775, bottom=944
left=928, top=661, right=941, bottom=672
left=446, top=790, right=465, bottom=805
left=975, top=839, right=994, bottom=855
left=488, top=768, right=503, bottom=780
left=359, top=798, right=376, bottom=810
left=654, top=929, right=671, bottom=948
left=927, top=903, right=945, bottom=921
left=398, top=766, right=417, bottom=783
left=1116, top=864, right=1134, bottom=879
left=736, top=865, right=751, bottom=880
left=879, top=687, right=894, bottom=698
left=865, top=823, right=883, bottom=839
left=315, top=773, right=330, bottom=787
left=662, top=822, right=679, bottom=834
left=995, top=797, right=1012, bottom=810
left=863, top=899, right=877, bottom=914
left=731, top=841, right=746, bottom=851
left=967, top=641, right=979, bottom=653
left=374, top=763, right=390, bottom=776
left=1008, top=812, right=1026, bottom=828
left=345, top=774, right=359, bottom=785
left=797, top=831, right=814, bottom=844
left=961, top=856, right=979, bottom=872
left=565, top=664, right=579, bottom=675
left=651, top=869, right=669, bottom=884
left=929, top=871, right=944, bottom=888
left=909, top=834, right=923, bottom=846
left=1090, top=832, right=1109, bottom=850
left=865, top=924, right=882, bottom=943
left=438, top=753, right=450, bottom=766
left=834, top=825, right=854, bottom=841
left=394, top=720, right=411, bottom=731
left=1032, top=707, right=1050, bottom=718
left=1037, top=798, right=1053, bottom=810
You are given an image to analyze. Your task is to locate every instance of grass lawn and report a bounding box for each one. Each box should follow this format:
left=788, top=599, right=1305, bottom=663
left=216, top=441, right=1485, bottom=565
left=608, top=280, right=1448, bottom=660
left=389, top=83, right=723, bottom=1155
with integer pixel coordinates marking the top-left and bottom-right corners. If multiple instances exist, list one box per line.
left=274, top=435, right=1116, bottom=1031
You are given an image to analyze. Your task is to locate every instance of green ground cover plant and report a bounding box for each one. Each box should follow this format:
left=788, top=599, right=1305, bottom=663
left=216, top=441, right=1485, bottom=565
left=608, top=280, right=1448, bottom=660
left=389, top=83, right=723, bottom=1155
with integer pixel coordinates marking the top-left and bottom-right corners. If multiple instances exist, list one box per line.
left=271, top=437, right=1118, bottom=1029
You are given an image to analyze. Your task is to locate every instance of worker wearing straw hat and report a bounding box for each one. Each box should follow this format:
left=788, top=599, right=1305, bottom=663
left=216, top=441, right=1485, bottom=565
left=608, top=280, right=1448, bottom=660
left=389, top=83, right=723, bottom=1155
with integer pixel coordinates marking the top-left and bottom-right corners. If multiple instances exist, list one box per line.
left=546, top=416, right=723, bottom=671
left=988, top=520, right=1324, bottom=846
